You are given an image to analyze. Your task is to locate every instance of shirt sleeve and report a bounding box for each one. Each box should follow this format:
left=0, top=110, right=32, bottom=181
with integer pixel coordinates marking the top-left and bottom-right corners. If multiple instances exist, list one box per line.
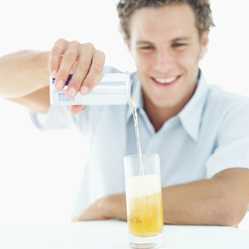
left=30, top=105, right=75, bottom=130
left=206, top=100, right=249, bottom=178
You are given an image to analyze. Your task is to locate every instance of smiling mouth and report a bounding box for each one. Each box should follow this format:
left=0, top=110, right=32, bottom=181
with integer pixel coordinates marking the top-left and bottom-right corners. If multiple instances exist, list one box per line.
left=151, top=75, right=182, bottom=87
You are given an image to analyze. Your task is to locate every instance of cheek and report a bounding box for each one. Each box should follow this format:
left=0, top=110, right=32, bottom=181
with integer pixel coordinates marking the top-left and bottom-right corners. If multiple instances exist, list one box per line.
left=177, top=49, right=200, bottom=71
left=134, top=52, right=155, bottom=72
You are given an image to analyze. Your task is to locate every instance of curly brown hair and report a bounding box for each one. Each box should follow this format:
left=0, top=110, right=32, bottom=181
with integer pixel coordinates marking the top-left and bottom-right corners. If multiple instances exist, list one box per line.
left=116, top=0, right=215, bottom=42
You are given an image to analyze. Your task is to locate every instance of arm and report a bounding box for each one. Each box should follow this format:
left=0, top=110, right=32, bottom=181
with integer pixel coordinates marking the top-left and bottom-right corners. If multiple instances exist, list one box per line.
left=0, top=50, right=49, bottom=99
left=0, top=40, right=105, bottom=113
left=0, top=50, right=50, bottom=112
left=76, top=168, right=249, bottom=226
left=162, top=168, right=249, bottom=225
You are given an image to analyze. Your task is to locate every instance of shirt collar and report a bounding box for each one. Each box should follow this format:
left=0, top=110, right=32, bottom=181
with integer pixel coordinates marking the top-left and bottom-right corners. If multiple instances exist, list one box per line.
left=126, top=70, right=209, bottom=141
left=178, top=70, right=209, bottom=141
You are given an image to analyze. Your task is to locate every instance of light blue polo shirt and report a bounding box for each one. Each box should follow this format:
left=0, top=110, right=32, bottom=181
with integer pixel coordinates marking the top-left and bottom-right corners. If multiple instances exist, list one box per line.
left=31, top=67, right=249, bottom=217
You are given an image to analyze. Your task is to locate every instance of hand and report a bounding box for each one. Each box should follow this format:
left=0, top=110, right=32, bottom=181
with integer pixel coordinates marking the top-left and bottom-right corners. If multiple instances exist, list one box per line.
left=73, top=196, right=112, bottom=222
left=49, top=38, right=105, bottom=113
left=73, top=193, right=127, bottom=222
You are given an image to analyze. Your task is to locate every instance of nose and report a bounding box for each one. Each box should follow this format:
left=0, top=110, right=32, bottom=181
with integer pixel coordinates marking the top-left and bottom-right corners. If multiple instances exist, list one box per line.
left=154, top=49, right=175, bottom=74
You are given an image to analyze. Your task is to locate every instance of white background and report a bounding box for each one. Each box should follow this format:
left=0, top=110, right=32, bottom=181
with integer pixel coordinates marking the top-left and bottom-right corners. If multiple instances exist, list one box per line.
left=0, top=0, right=248, bottom=225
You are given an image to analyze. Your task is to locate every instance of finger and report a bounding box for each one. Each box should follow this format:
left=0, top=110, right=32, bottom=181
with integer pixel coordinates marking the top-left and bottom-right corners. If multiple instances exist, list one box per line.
left=56, top=41, right=80, bottom=91
left=70, top=105, right=85, bottom=114
left=80, top=49, right=105, bottom=94
left=62, top=60, right=78, bottom=86
left=65, top=43, right=95, bottom=97
left=49, top=38, right=68, bottom=77
left=70, top=59, right=79, bottom=74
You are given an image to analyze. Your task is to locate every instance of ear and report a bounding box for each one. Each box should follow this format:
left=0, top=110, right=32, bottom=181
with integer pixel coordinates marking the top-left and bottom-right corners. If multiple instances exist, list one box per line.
left=125, top=39, right=136, bottom=59
left=199, top=31, right=209, bottom=60
left=199, top=47, right=207, bottom=60
left=125, top=39, right=131, bottom=52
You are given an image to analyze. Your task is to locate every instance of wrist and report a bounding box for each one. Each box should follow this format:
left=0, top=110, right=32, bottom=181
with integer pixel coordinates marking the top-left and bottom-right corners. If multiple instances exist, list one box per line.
left=32, top=51, right=50, bottom=89
left=108, top=193, right=127, bottom=221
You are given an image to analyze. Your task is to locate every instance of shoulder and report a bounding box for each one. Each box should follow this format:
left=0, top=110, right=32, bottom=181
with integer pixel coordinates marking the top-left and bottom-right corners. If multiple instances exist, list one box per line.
left=206, top=85, right=249, bottom=118
left=205, top=85, right=249, bottom=139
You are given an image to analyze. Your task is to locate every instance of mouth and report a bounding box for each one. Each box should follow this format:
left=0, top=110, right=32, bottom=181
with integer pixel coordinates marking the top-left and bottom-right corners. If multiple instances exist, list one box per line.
left=150, top=75, right=182, bottom=88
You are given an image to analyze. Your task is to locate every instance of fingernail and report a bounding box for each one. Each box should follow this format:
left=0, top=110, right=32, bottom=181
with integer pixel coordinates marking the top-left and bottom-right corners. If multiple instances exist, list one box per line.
left=80, top=86, right=89, bottom=95
left=67, top=88, right=76, bottom=97
left=56, top=80, right=64, bottom=90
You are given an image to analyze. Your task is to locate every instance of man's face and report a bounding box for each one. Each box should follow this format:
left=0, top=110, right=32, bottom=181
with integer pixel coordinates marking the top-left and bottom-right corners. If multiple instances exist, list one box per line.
left=127, top=4, right=208, bottom=110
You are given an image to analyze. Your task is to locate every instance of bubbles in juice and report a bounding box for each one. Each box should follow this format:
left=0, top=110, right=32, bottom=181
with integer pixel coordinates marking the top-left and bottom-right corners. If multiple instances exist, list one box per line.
left=126, top=175, right=164, bottom=236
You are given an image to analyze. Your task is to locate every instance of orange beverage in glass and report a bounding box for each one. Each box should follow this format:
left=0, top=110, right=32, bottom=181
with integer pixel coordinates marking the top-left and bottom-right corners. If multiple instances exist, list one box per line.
left=124, top=154, right=164, bottom=249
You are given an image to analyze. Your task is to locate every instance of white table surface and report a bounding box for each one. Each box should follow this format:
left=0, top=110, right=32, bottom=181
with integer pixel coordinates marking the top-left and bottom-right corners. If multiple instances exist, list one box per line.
left=0, top=220, right=249, bottom=249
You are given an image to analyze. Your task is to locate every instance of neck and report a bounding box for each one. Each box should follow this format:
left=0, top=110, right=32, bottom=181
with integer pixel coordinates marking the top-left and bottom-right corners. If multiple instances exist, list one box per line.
left=144, top=99, right=180, bottom=132
left=143, top=85, right=197, bottom=132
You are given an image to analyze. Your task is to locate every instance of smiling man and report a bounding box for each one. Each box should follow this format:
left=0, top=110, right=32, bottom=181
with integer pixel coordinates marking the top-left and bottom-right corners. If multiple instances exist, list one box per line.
left=0, top=0, right=249, bottom=226
left=125, top=2, right=209, bottom=131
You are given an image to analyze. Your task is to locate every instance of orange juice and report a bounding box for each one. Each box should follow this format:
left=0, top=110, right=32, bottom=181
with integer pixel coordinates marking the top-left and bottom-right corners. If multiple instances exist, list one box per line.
left=126, top=174, right=164, bottom=237
left=127, top=192, right=164, bottom=236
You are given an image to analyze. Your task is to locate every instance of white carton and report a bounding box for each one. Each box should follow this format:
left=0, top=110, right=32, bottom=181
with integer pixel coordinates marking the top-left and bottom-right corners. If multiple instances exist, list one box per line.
left=50, top=73, right=130, bottom=106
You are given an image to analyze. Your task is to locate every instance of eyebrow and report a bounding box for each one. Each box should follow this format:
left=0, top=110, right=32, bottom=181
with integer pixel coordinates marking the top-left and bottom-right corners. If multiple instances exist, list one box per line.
left=173, top=37, right=191, bottom=42
left=136, top=41, right=153, bottom=46
left=136, top=37, right=191, bottom=46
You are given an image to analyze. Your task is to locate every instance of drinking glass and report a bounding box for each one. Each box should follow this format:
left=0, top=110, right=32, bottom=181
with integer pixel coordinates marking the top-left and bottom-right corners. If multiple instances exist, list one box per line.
left=124, top=153, right=164, bottom=249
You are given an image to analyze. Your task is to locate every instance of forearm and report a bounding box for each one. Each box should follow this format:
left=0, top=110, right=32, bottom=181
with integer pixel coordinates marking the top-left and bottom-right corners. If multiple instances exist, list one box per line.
left=109, top=178, right=245, bottom=226
left=162, top=178, right=244, bottom=226
left=0, top=50, right=49, bottom=98
left=109, top=180, right=229, bottom=225
left=84, top=170, right=248, bottom=226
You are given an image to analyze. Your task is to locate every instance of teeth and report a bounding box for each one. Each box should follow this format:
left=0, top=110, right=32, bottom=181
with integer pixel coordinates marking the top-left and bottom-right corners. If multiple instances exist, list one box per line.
left=154, top=77, right=177, bottom=84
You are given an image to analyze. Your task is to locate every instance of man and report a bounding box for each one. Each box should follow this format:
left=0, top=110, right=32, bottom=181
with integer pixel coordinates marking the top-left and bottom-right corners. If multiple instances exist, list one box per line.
left=0, top=0, right=249, bottom=225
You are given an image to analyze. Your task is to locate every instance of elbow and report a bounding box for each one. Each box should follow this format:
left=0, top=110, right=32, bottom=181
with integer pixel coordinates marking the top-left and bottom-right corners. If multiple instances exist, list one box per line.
left=220, top=211, right=243, bottom=226
left=217, top=197, right=248, bottom=226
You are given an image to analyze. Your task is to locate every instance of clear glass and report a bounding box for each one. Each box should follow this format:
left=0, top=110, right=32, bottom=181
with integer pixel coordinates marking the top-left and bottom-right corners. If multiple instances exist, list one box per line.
left=124, top=154, right=164, bottom=249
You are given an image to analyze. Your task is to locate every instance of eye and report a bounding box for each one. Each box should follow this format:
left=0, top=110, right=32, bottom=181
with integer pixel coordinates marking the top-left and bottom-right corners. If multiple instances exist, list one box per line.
left=138, top=46, right=153, bottom=50
left=172, top=43, right=187, bottom=48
